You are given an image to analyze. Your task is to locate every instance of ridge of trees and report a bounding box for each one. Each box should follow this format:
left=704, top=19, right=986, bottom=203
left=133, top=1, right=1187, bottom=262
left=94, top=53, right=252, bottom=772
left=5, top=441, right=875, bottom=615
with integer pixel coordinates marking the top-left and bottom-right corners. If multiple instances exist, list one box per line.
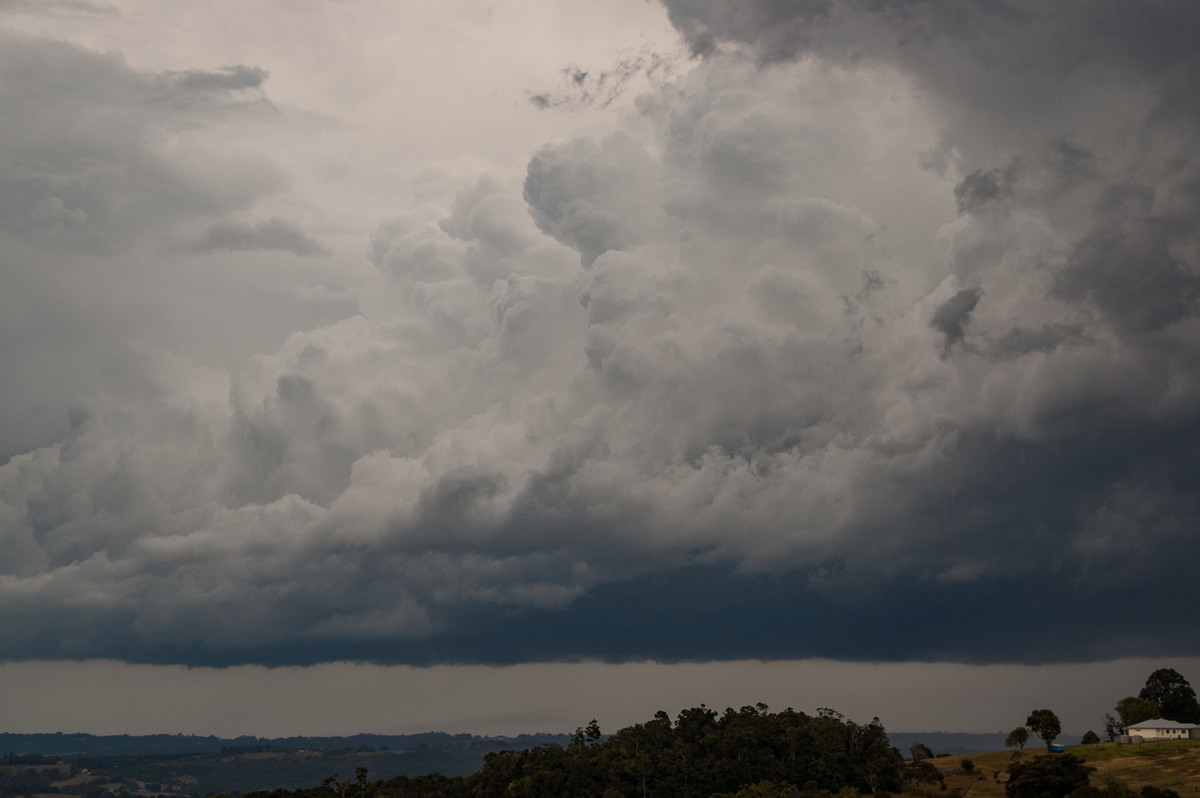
left=246, top=704, right=908, bottom=798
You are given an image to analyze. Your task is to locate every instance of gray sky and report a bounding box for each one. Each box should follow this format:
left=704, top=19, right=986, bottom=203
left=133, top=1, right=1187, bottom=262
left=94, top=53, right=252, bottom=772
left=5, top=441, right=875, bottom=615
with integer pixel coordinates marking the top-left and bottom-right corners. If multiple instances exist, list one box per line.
left=4, top=658, right=1199, bottom=738
left=2, top=0, right=1199, bottom=739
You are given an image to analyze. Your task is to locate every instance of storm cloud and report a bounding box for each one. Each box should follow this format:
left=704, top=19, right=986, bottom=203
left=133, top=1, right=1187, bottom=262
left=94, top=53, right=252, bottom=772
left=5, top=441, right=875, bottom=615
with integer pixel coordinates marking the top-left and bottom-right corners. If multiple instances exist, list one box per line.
left=1, top=1, right=1198, bottom=670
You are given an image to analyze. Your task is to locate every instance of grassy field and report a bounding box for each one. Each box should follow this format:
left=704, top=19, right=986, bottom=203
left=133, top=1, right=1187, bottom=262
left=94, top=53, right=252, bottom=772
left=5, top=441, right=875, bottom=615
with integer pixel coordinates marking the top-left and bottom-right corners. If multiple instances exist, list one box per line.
left=898, top=739, right=1200, bottom=797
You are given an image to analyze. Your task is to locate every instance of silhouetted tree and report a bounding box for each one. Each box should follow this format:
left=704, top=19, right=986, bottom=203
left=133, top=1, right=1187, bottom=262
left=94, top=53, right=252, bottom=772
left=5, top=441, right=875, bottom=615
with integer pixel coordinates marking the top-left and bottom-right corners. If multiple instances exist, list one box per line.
left=1026, top=709, right=1062, bottom=750
left=1104, top=713, right=1124, bottom=742
left=1139, top=668, right=1200, bottom=723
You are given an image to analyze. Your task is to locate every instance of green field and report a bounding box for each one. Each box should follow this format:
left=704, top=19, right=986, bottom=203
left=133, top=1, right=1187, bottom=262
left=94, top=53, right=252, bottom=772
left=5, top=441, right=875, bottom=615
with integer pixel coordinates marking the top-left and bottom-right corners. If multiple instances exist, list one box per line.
left=903, top=739, right=1200, bottom=797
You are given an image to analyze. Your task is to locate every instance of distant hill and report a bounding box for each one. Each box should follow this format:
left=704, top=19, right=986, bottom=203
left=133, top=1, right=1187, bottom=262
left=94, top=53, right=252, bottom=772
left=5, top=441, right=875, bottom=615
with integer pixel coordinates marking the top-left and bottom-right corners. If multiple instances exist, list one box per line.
left=0, top=731, right=568, bottom=758
left=0, top=733, right=575, bottom=797
left=0, top=729, right=1076, bottom=762
left=0, top=731, right=573, bottom=793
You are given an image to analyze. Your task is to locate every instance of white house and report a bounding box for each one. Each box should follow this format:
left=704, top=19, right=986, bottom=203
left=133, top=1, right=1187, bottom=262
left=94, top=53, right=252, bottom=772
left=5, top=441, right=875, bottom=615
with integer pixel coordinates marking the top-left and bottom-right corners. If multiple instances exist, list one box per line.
left=1126, top=718, right=1200, bottom=741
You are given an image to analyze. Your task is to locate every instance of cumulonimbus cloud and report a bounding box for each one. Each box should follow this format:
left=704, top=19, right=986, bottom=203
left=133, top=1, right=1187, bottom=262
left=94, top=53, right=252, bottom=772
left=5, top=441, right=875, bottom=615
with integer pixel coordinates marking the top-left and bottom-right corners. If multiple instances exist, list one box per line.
left=0, top=2, right=1198, bottom=666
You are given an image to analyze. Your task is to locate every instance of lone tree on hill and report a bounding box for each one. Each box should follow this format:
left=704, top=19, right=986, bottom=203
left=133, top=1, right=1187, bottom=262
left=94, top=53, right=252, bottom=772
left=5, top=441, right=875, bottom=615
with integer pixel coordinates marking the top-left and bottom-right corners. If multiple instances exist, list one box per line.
left=1139, top=668, right=1200, bottom=723
left=1006, top=726, right=1029, bottom=752
left=1025, top=708, right=1062, bottom=750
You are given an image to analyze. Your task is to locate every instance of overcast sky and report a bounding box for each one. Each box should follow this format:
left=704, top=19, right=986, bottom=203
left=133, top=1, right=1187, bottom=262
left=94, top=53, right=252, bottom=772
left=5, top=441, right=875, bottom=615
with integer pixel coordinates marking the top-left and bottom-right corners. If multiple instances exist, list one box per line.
left=2, top=0, right=1199, bottom=739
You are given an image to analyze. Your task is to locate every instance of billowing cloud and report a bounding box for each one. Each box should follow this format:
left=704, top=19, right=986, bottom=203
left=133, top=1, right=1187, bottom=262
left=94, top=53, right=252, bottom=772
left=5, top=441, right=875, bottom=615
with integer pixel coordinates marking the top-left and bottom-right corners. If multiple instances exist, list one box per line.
left=0, top=36, right=280, bottom=252
left=930, top=287, right=981, bottom=355
left=0, top=29, right=349, bottom=462
left=0, top=1, right=1198, bottom=669
left=524, top=132, right=666, bottom=266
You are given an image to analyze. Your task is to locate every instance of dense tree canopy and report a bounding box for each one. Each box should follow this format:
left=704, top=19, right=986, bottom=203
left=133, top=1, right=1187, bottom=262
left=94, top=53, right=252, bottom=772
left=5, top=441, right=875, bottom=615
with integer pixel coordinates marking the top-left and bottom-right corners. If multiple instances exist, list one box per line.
left=1139, top=668, right=1200, bottom=724
left=245, top=705, right=906, bottom=798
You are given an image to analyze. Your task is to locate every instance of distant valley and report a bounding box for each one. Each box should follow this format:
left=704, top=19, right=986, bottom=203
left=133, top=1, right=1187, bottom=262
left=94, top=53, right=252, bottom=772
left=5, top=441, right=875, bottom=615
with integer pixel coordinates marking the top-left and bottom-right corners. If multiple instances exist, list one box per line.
left=0, top=728, right=1035, bottom=797
left=0, top=732, right=568, bottom=797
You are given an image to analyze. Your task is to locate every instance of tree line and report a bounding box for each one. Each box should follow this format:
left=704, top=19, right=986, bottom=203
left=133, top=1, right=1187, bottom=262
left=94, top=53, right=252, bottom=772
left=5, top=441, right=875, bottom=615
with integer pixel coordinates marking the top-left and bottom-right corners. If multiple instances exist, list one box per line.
left=245, top=704, right=912, bottom=798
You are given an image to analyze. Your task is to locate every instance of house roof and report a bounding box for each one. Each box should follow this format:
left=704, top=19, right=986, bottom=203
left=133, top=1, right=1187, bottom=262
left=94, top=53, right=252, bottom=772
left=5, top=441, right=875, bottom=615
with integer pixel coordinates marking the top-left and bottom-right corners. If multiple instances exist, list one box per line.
left=1127, top=718, right=1200, bottom=730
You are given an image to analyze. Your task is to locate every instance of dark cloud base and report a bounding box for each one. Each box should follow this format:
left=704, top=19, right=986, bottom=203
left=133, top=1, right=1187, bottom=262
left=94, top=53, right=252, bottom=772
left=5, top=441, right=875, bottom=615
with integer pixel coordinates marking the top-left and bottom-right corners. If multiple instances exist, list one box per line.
left=509, top=564, right=1200, bottom=666
left=16, top=419, right=1189, bottom=670
left=8, top=558, right=1197, bottom=669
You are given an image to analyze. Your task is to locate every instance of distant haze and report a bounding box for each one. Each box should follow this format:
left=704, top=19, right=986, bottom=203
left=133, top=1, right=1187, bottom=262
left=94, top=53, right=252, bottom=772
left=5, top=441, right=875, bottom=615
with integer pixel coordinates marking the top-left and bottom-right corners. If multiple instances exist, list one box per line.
left=2, top=658, right=1195, bottom=739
